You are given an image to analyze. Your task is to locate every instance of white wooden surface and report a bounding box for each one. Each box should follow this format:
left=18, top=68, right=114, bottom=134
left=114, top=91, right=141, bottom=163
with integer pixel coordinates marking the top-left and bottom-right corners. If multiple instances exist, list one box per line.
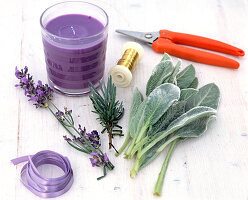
left=1, top=0, right=248, bottom=199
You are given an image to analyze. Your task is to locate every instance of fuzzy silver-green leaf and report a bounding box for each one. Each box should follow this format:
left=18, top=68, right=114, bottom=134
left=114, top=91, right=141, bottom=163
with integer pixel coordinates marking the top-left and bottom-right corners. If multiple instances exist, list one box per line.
left=141, top=116, right=215, bottom=168
left=174, top=115, right=216, bottom=139
left=160, top=53, right=172, bottom=62
left=139, top=137, right=168, bottom=169
left=180, top=88, right=198, bottom=101
left=128, top=88, right=143, bottom=127
left=166, top=106, right=216, bottom=132
left=167, top=59, right=181, bottom=84
left=147, top=101, right=186, bottom=136
left=129, top=99, right=147, bottom=138
left=176, top=64, right=196, bottom=89
left=146, top=61, right=174, bottom=96
left=188, top=77, right=198, bottom=89
left=155, top=115, right=216, bottom=153
left=139, top=106, right=217, bottom=157
left=127, top=88, right=143, bottom=138
left=137, top=83, right=180, bottom=134
left=186, top=83, right=220, bottom=111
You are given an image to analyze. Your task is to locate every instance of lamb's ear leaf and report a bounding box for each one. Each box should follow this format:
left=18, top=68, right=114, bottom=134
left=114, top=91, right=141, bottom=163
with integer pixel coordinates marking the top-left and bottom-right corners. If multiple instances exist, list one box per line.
left=175, top=115, right=216, bottom=139
left=186, top=83, right=220, bottom=111
left=146, top=60, right=174, bottom=96
left=143, top=83, right=181, bottom=126
left=160, top=53, right=172, bottom=62
left=129, top=99, right=147, bottom=138
left=176, top=64, right=196, bottom=89
left=147, top=106, right=217, bottom=147
left=155, top=114, right=216, bottom=153
left=139, top=137, right=168, bottom=169
left=131, top=83, right=181, bottom=138
left=127, top=88, right=143, bottom=138
left=167, top=59, right=181, bottom=84
left=128, top=88, right=143, bottom=124
left=140, top=114, right=216, bottom=168
left=188, top=77, right=198, bottom=89
left=180, top=88, right=198, bottom=101
left=147, top=101, right=186, bottom=136
left=166, top=106, right=216, bottom=132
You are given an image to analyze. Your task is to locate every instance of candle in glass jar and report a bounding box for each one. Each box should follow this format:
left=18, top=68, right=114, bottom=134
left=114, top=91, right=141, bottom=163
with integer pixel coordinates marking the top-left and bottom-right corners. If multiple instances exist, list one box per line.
left=40, top=2, right=108, bottom=96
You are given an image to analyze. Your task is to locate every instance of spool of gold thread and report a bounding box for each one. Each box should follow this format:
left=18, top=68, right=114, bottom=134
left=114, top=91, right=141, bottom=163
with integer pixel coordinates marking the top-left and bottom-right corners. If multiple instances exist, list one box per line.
left=109, top=42, right=144, bottom=87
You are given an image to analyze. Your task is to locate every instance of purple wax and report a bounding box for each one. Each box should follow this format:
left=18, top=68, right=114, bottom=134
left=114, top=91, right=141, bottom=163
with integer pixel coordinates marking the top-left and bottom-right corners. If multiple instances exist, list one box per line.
left=42, top=14, right=107, bottom=92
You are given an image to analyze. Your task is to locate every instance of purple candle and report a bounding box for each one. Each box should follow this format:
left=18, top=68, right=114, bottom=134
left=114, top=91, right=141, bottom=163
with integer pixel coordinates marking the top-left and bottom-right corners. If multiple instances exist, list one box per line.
left=40, top=2, right=108, bottom=95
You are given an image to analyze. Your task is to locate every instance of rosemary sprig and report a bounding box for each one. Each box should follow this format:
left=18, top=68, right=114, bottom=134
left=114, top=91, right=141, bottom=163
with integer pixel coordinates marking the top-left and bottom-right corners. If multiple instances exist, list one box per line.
left=89, top=76, right=124, bottom=150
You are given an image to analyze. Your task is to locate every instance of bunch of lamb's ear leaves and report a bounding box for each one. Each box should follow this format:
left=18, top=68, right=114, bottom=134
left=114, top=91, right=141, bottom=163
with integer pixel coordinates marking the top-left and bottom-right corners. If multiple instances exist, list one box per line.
left=116, top=53, right=220, bottom=196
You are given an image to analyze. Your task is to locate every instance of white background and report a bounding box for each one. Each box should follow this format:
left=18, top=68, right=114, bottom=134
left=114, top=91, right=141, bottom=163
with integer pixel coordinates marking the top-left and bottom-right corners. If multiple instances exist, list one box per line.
left=1, top=0, right=248, bottom=199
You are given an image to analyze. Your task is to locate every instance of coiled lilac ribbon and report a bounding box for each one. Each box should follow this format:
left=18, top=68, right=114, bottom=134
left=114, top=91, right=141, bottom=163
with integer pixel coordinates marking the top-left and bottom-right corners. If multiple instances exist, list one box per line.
left=11, top=150, right=73, bottom=198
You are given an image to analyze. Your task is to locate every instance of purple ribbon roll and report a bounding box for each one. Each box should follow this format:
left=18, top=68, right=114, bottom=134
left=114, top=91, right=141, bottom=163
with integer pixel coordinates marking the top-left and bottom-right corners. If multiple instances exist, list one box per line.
left=11, top=150, right=74, bottom=198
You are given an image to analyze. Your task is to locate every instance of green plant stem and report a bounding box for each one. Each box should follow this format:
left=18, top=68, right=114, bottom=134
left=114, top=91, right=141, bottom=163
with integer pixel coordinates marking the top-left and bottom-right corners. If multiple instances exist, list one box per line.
left=97, top=165, right=107, bottom=180
left=130, top=154, right=140, bottom=178
left=124, top=126, right=147, bottom=158
left=135, top=125, right=147, bottom=144
left=137, top=129, right=173, bottom=159
left=112, top=133, right=124, bottom=136
left=71, top=126, right=96, bottom=153
left=50, top=101, right=59, bottom=110
left=48, top=105, right=93, bottom=153
left=49, top=103, right=98, bottom=152
left=66, top=141, right=90, bottom=154
left=157, top=135, right=180, bottom=153
left=47, top=106, right=73, bottom=137
left=115, top=131, right=131, bottom=156
left=73, top=138, right=93, bottom=153
left=153, top=139, right=178, bottom=196
left=106, top=162, right=114, bottom=170
left=130, top=147, right=143, bottom=178
left=129, top=136, right=149, bottom=159
left=107, top=125, right=113, bottom=149
left=124, top=136, right=137, bottom=158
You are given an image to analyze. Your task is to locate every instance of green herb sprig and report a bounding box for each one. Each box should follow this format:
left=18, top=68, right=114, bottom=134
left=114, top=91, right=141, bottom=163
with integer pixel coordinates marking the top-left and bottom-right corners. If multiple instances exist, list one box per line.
left=89, top=76, right=124, bottom=150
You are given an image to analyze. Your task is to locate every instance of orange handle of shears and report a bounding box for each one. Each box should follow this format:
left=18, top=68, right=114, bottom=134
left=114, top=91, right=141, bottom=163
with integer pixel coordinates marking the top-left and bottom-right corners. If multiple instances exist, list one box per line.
left=152, top=30, right=245, bottom=69
left=159, top=30, right=245, bottom=56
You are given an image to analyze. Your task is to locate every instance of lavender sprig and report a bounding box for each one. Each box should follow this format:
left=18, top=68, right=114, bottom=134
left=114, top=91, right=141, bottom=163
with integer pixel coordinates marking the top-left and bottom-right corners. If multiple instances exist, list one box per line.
left=15, top=67, right=114, bottom=179
left=15, top=67, right=53, bottom=108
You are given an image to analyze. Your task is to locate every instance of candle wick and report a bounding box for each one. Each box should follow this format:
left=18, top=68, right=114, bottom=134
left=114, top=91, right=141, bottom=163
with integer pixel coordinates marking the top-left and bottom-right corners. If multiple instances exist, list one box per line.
left=70, top=26, right=76, bottom=35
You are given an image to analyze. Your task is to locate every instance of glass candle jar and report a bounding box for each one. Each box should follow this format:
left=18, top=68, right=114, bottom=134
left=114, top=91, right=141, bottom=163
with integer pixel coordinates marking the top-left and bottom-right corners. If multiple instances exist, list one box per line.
left=40, top=1, right=108, bottom=96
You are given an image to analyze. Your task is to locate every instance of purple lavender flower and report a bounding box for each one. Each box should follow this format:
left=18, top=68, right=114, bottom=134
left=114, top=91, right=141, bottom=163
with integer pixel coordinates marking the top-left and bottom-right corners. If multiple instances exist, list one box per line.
left=21, top=77, right=28, bottom=84
left=29, top=96, right=39, bottom=102
left=103, top=153, right=109, bottom=162
left=15, top=66, right=28, bottom=79
left=15, top=67, right=54, bottom=108
left=78, top=126, right=101, bottom=149
left=64, top=107, right=72, bottom=115
left=87, top=130, right=101, bottom=149
left=37, top=89, right=44, bottom=97
left=56, top=110, right=64, bottom=121
left=63, top=135, right=72, bottom=142
left=89, top=151, right=110, bottom=167
left=78, top=125, right=86, bottom=135
left=15, top=67, right=35, bottom=94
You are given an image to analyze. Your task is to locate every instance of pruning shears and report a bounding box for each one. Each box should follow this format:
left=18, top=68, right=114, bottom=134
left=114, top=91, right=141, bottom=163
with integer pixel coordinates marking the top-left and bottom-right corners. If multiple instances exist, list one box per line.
left=116, top=29, right=245, bottom=69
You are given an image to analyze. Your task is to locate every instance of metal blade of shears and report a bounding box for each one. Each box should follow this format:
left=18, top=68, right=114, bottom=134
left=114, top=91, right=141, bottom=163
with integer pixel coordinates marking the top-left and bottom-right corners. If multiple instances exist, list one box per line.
left=116, top=29, right=160, bottom=44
